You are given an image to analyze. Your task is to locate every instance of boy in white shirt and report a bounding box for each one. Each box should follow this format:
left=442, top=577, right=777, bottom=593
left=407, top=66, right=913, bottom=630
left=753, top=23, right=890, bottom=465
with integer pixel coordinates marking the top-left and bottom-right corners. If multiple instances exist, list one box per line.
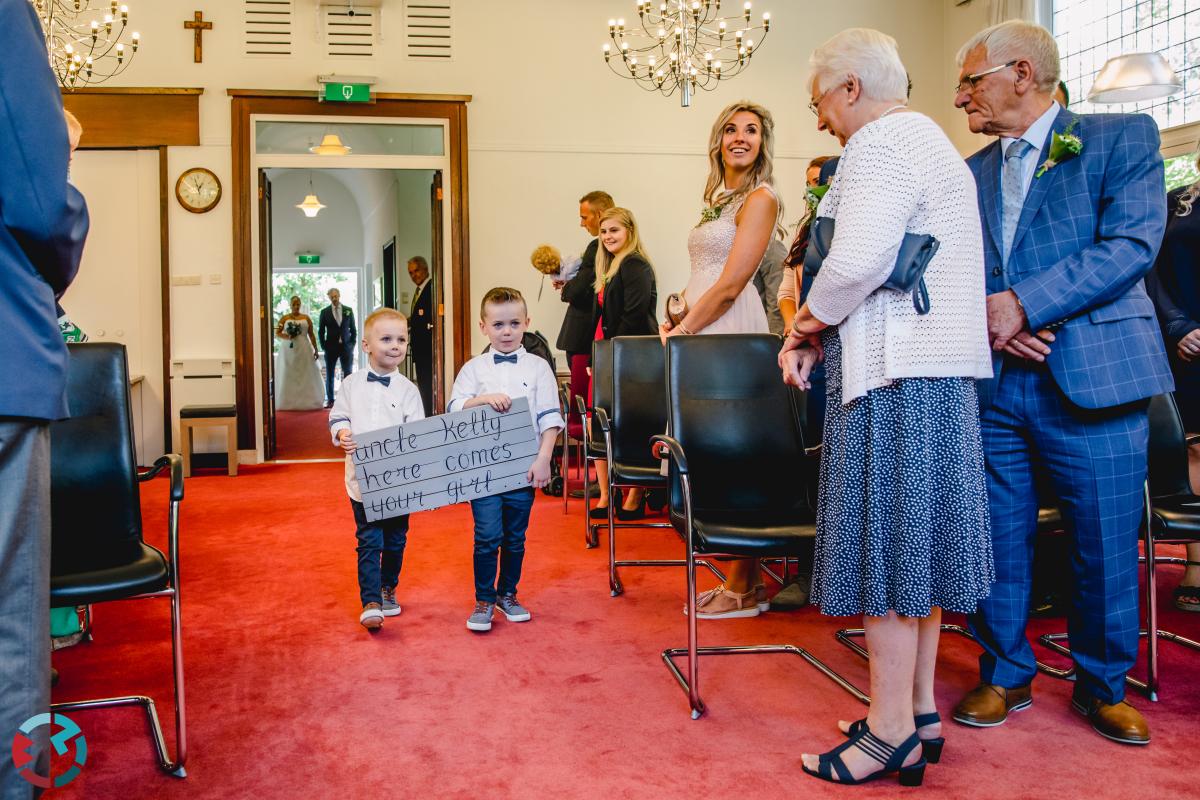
left=448, top=287, right=564, bottom=632
left=329, top=308, right=425, bottom=632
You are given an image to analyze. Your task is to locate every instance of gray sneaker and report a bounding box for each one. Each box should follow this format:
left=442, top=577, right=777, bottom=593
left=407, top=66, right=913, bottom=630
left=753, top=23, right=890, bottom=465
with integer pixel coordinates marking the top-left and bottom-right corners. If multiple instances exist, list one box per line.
left=496, top=594, right=531, bottom=622
left=381, top=586, right=401, bottom=617
left=467, top=601, right=494, bottom=631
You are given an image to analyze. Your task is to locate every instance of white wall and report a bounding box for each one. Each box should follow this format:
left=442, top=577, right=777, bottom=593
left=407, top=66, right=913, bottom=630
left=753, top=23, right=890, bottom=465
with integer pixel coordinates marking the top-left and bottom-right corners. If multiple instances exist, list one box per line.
left=392, top=170, right=435, bottom=311
left=63, top=150, right=165, bottom=464
left=269, top=170, right=365, bottom=271
left=90, top=0, right=996, bottom=456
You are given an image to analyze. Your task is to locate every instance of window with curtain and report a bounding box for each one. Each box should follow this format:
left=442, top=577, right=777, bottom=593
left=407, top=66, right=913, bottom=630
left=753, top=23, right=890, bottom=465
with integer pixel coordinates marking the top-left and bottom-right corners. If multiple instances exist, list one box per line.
left=1052, top=0, right=1199, bottom=128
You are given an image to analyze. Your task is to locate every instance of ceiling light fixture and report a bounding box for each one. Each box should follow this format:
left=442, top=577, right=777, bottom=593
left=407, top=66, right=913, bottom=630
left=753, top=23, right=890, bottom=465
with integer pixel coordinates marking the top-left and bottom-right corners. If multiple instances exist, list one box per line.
left=1087, top=52, right=1183, bottom=104
left=309, top=133, right=351, bottom=156
left=295, top=173, right=326, bottom=218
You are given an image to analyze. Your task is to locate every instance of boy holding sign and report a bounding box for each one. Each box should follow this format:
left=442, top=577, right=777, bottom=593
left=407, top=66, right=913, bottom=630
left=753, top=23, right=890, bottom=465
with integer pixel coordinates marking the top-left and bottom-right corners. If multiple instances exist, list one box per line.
left=329, top=308, right=425, bottom=632
left=449, top=288, right=564, bottom=632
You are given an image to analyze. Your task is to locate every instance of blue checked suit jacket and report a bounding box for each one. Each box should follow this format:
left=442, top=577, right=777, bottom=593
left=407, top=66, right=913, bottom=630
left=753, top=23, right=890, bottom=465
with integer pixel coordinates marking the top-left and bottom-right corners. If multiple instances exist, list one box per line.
left=967, top=107, right=1173, bottom=409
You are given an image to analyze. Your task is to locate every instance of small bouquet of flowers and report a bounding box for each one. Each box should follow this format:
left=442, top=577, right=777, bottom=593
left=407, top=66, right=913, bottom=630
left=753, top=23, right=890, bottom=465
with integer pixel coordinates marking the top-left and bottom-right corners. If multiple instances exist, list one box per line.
left=530, top=244, right=582, bottom=299
left=284, top=320, right=301, bottom=348
left=530, top=244, right=582, bottom=283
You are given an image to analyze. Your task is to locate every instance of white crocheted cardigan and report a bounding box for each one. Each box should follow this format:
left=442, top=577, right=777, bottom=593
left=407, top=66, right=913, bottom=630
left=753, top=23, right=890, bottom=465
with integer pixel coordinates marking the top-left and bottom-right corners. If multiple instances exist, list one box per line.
left=806, top=112, right=993, bottom=404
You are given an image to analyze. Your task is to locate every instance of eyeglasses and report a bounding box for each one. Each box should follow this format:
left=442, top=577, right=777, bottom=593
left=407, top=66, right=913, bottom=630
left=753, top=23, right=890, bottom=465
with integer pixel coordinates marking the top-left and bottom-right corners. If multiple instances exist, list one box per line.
left=808, top=84, right=837, bottom=116
left=954, top=60, right=1018, bottom=95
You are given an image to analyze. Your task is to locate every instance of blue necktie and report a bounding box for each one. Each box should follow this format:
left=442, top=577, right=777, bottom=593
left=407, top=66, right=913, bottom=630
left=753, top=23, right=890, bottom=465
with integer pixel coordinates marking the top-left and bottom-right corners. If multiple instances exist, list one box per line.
left=367, top=372, right=391, bottom=387
left=1001, top=138, right=1033, bottom=266
left=493, top=353, right=518, bottom=365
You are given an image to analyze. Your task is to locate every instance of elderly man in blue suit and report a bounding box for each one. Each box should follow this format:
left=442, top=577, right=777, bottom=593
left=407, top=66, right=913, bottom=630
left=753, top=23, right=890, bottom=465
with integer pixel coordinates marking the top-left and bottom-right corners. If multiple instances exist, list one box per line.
left=0, top=1, right=90, bottom=795
left=951, top=20, right=1171, bottom=745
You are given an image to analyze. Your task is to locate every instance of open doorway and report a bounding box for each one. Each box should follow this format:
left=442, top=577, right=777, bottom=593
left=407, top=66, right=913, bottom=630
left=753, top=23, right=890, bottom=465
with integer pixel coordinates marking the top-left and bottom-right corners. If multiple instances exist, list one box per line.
left=271, top=269, right=360, bottom=460
left=261, top=166, right=442, bottom=461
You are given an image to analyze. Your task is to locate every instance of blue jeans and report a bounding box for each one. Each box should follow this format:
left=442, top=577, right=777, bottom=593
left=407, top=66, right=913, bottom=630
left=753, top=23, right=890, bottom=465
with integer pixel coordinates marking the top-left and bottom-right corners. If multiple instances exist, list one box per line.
left=470, top=487, right=534, bottom=602
left=350, top=499, right=408, bottom=607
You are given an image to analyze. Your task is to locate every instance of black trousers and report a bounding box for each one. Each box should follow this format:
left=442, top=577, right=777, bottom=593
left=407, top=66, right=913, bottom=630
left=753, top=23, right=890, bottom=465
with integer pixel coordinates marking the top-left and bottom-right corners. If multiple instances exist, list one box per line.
left=324, top=346, right=353, bottom=403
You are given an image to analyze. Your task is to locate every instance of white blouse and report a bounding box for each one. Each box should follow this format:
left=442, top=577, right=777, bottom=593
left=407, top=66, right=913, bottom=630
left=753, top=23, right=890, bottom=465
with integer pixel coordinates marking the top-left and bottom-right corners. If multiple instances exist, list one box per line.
left=806, top=111, right=992, bottom=403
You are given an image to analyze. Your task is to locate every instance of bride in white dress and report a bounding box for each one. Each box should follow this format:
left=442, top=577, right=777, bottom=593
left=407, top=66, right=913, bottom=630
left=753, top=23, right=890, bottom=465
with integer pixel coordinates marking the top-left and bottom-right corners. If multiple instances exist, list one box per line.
left=660, top=100, right=782, bottom=619
left=274, top=295, right=326, bottom=410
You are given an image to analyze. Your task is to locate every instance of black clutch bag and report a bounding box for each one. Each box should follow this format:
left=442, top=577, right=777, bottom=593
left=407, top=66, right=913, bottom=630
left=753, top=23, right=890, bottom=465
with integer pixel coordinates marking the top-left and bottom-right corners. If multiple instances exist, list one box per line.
left=802, top=216, right=938, bottom=315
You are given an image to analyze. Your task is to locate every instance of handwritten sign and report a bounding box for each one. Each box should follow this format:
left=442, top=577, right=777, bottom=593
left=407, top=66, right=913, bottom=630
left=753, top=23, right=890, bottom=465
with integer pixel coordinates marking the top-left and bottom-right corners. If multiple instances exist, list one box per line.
left=353, top=397, right=540, bottom=521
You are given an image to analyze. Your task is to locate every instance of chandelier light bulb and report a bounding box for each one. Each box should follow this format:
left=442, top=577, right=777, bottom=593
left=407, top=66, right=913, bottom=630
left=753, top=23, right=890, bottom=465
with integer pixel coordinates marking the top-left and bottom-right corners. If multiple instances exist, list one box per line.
left=599, top=0, right=772, bottom=106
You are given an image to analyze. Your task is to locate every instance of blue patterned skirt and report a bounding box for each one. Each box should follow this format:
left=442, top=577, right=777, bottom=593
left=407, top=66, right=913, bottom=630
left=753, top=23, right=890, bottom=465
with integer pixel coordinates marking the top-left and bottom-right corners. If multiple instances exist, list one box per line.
left=809, top=330, right=995, bottom=618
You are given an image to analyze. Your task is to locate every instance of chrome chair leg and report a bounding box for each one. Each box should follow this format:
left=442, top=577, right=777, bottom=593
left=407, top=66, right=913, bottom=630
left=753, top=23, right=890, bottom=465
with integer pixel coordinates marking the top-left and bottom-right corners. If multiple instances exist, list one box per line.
left=666, top=546, right=868, bottom=718
left=52, top=588, right=187, bottom=777
left=834, top=623, right=1072, bottom=701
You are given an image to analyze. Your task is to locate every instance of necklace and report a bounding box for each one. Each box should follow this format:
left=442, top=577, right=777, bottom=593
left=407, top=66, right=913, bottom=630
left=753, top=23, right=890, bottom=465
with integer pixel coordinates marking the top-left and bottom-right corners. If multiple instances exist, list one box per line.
left=880, top=104, right=908, bottom=118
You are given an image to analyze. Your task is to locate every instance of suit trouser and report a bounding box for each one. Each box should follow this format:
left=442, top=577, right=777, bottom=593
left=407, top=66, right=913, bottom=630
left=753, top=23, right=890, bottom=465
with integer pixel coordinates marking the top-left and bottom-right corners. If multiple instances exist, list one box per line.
left=412, top=350, right=433, bottom=416
left=324, top=347, right=353, bottom=403
left=969, top=361, right=1148, bottom=704
left=0, top=420, right=50, bottom=799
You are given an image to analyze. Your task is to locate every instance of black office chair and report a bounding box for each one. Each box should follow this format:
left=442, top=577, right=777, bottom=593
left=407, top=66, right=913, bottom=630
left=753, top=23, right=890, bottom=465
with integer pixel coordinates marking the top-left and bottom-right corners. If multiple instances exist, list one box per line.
left=653, top=334, right=866, bottom=718
left=593, top=336, right=679, bottom=596
left=50, top=343, right=187, bottom=777
left=1037, top=392, right=1200, bottom=700
left=577, top=339, right=613, bottom=548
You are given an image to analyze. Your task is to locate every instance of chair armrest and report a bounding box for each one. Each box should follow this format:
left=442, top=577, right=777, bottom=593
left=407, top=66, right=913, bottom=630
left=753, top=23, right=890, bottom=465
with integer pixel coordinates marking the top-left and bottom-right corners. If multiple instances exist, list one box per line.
left=139, top=453, right=184, bottom=502
left=651, top=434, right=689, bottom=475
left=1187, top=434, right=1200, bottom=447
left=574, top=394, right=588, bottom=418
left=594, top=406, right=612, bottom=433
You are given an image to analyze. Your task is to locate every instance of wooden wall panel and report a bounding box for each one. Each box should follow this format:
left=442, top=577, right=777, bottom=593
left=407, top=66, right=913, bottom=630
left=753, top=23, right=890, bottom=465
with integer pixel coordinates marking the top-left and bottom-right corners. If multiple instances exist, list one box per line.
left=61, top=88, right=202, bottom=148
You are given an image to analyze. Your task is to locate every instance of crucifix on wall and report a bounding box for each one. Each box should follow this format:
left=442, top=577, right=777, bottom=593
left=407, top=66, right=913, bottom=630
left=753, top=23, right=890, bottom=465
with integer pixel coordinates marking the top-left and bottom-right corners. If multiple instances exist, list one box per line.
left=183, top=11, right=213, bottom=63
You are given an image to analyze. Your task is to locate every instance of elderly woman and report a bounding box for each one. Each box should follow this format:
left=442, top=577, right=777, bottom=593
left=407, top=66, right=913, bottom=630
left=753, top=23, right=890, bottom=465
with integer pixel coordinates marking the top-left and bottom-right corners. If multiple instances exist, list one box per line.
left=780, top=28, right=993, bottom=786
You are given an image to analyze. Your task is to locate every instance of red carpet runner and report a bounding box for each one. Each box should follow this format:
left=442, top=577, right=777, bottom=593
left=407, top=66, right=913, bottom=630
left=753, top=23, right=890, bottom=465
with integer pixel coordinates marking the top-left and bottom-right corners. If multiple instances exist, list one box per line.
left=273, top=409, right=337, bottom=461
left=50, top=463, right=1199, bottom=798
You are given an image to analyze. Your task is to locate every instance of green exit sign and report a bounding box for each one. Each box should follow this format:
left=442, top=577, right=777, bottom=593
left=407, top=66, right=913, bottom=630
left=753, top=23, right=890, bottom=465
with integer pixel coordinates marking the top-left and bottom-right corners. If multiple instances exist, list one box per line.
left=323, top=82, right=370, bottom=103
left=297, top=254, right=320, bottom=265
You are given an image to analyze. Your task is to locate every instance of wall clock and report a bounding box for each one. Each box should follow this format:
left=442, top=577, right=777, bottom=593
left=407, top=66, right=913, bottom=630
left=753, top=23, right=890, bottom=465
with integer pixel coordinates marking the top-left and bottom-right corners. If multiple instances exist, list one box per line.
left=175, top=167, right=222, bottom=213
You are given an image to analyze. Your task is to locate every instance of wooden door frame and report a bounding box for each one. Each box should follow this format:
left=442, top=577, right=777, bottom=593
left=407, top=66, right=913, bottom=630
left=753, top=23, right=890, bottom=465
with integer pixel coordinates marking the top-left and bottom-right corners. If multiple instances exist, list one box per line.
left=229, top=90, right=472, bottom=452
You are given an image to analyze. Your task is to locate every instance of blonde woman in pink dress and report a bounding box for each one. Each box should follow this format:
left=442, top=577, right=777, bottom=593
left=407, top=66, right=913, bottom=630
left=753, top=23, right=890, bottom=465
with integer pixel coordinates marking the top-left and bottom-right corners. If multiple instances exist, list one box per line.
left=660, top=99, right=783, bottom=618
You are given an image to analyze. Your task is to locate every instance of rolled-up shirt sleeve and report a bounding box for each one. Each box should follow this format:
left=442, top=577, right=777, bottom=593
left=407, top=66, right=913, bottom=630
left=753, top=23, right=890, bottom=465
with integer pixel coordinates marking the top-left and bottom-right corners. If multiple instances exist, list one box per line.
left=531, top=363, right=565, bottom=435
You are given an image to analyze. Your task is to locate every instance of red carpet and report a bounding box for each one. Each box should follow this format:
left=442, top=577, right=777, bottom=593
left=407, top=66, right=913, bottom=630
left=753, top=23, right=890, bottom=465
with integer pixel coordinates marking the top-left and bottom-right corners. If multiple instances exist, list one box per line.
left=273, top=409, right=336, bottom=460
left=49, top=463, right=1200, bottom=799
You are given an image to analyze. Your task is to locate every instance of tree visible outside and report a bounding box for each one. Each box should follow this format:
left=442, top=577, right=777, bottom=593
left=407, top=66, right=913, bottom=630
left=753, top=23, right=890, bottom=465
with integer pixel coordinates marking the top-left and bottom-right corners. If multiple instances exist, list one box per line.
left=1165, top=152, right=1200, bottom=192
left=271, top=271, right=357, bottom=358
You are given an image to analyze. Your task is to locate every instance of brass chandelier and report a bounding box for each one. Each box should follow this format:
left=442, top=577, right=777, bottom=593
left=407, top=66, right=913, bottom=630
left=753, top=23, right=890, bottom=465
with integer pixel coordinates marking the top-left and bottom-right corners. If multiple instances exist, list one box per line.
left=602, top=0, right=771, bottom=107
left=32, top=0, right=141, bottom=89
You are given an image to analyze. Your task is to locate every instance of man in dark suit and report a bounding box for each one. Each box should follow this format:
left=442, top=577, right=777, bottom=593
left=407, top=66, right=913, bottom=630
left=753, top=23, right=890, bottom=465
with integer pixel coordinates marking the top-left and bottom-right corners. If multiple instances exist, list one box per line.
left=952, top=20, right=1171, bottom=745
left=318, top=287, right=356, bottom=407
left=555, top=190, right=612, bottom=445
left=0, top=2, right=90, bottom=794
left=407, top=256, right=435, bottom=415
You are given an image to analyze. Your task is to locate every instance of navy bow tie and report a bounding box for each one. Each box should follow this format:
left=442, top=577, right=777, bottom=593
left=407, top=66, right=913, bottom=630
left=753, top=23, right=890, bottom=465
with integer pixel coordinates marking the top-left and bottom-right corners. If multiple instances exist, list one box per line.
left=367, top=372, right=391, bottom=387
left=493, top=353, right=519, bottom=364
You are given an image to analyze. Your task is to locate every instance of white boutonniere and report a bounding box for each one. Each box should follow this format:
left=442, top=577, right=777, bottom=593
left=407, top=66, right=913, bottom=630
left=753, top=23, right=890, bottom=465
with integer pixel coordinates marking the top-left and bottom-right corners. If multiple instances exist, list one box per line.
left=1035, top=120, right=1082, bottom=178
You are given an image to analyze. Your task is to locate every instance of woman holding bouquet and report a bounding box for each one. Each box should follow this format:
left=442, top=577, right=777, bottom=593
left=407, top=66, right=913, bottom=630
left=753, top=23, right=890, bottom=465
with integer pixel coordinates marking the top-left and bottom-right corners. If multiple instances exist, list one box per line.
left=274, top=294, right=325, bottom=410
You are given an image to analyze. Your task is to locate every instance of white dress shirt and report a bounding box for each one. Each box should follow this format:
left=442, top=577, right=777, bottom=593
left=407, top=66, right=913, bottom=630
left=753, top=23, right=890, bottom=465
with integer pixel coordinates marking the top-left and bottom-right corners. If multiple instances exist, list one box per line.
left=447, top=346, right=565, bottom=436
left=1000, top=101, right=1061, bottom=199
left=329, top=366, right=425, bottom=500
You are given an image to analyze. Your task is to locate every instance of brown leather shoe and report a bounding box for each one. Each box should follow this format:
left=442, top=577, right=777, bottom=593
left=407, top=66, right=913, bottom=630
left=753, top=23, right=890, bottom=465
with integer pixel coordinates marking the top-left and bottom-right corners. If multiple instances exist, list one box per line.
left=1071, top=688, right=1150, bottom=745
left=952, top=683, right=1032, bottom=727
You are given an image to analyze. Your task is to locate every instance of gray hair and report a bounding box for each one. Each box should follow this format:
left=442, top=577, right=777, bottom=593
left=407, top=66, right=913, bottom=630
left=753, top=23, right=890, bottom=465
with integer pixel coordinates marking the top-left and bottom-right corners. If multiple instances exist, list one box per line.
left=809, top=28, right=908, bottom=103
left=956, top=20, right=1060, bottom=93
